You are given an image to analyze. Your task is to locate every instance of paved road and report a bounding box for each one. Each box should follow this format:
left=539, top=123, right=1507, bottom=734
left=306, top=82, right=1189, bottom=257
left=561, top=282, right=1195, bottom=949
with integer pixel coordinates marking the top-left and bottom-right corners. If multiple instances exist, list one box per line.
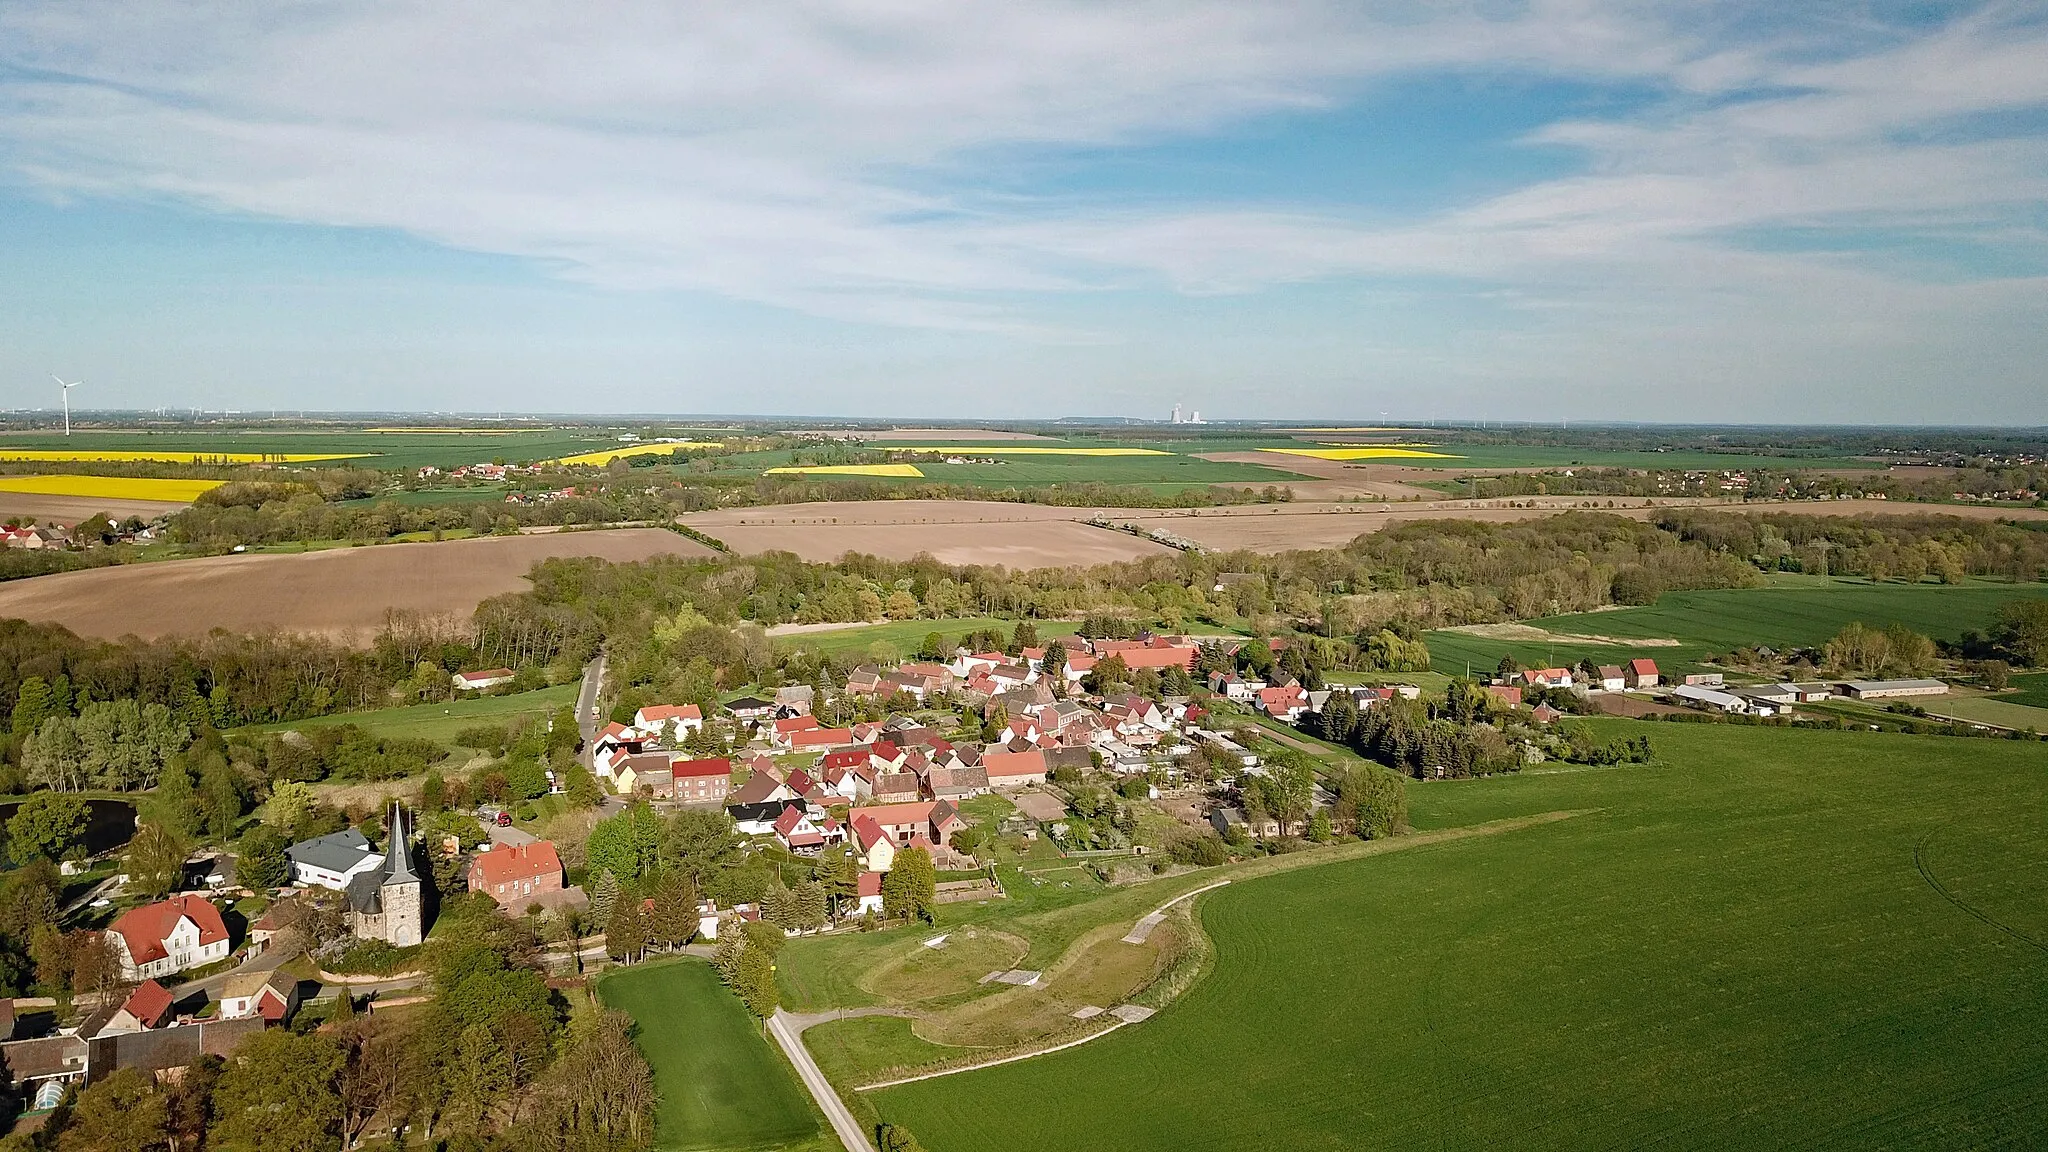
left=769, top=1009, right=875, bottom=1152
left=576, top=652, right=607, bottom=760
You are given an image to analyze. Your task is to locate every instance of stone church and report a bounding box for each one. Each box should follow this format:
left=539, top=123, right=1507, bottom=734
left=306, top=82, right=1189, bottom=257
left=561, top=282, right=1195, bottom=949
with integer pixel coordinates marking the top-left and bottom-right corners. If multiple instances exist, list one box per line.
left=346, top=802, right=424, bottom=947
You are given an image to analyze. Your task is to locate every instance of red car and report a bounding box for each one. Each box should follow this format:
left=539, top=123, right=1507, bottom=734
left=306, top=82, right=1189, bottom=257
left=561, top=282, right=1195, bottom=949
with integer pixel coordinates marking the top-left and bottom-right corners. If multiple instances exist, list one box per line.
left=495, top=812, right=513, bottom=827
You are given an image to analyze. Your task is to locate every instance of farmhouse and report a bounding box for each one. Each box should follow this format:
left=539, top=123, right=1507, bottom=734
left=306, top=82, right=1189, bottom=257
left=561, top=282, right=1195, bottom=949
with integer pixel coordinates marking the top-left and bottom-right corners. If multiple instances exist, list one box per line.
left=851, top=815, right=897, bottom=873
left=670, top=757, right=733, bottom=803
left=452, top=668, right=516, bottom=691
left=1596, top=665, right=1627, bottom=692
left=1518, top=668, right=1574, bottom=689
left=98, top=980, right=175, bottom=1035
left=982, top=748, right=1049, bottom=788
left=218, top=969, right=299, bottom=1023
left=108, top=896, right=231, bottom=981
left=635, top=703, right=704, bottom=736
left=1626, top=658, right=1662, bottom=688
left=285, top=828, right=385, bottom=890
left=468, top=840, right=566, bottom=911
left=851, top=800, right=963, bottom=847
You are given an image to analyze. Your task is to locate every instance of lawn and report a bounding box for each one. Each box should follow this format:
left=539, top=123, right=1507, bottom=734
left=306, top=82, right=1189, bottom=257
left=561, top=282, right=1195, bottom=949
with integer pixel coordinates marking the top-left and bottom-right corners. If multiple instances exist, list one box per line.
left=1425, top=577, right=2048, bottom=679
left=1923, top=694, right=2048, bottom=732
left=774, top=618, right=1080, bottom=660
left=598, top=959, right=824, bottom=1151
left=871, top=722, right=2048, bottom=1150
left=246, top=683, right=577, bottom=743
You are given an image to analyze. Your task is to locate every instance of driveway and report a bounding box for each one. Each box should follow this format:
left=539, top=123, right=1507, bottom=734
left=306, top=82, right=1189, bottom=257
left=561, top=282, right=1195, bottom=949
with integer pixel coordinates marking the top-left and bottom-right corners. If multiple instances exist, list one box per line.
left=768, top=1009, right=875, bottom=1152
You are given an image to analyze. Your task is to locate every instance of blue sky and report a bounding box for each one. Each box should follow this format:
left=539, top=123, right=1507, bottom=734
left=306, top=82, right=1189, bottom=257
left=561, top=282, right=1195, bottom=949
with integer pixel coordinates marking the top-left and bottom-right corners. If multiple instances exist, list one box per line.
left=1, top=1, right=2045, bottom=423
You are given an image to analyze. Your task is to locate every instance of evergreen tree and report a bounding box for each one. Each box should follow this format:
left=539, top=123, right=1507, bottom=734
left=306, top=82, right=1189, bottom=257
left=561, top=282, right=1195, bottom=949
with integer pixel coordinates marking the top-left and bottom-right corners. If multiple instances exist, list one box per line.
left=1011, top=620, right=1039, bottom=652
left=647, top=873, right=698, bottom=950
left=1041, top=640, right=1067, bottom=678
left=147, top=759, right=204, bottom=842
left=736, top=944, right=778, bottom=1018
left=881, top=847, right=937, bottom=923
left=589, top=870, right=621, bottom=927
left=606, top=898, right=647, bottom=964
left=712, top=929, right=745, bottom=984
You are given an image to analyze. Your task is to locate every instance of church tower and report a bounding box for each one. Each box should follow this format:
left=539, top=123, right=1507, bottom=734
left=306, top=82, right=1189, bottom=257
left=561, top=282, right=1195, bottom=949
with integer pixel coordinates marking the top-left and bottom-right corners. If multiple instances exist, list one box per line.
left=378, top=802, right=424, bottom=947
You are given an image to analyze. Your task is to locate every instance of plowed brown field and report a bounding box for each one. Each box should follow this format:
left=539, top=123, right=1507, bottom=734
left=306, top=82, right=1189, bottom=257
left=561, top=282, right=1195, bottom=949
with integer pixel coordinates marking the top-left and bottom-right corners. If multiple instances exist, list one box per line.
left=0, top=528, right=715, bottom=641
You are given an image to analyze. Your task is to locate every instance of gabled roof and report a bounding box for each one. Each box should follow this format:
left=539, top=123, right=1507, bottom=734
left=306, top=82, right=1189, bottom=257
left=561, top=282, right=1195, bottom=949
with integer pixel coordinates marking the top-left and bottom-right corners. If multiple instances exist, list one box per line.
left=672, top=757, right=733, bottom=779
left=857, top=871, right=884, bottom=897
left=983, top=748, right=1048, bottom=779
left=470, top=841, right=562, bottom=889
left=110, top=896, right=229, bottom=967
left=851, top=814, right=889, bottom=851
left=1629, top=658, right=1660, bottom=675
left=639, top=703, right=703, bottom=723
left=121, top=980, right=174, bottom=1029
left=790, top=727, right=854, bottom=747
left=774, top=714, right=823, bottom=735
left=285, top=828, right=378, bottom=875
left=728, top=770, right=792, bottom=806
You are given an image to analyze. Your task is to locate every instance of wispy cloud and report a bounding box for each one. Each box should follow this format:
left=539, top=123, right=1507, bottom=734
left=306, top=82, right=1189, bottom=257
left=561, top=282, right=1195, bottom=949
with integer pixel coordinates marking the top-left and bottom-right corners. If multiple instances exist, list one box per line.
left=0, top=1, right=2044, bottom=416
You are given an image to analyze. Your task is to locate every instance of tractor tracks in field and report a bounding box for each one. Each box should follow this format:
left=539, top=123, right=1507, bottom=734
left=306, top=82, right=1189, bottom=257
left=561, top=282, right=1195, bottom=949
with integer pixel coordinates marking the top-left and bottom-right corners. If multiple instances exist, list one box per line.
left=1913, top=830, right=2048, bottom=956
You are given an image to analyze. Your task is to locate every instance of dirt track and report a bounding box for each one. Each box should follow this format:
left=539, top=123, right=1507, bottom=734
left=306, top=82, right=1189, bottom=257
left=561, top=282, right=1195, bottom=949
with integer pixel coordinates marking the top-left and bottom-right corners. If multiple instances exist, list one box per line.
left=0, top=529, right=715, bottom=641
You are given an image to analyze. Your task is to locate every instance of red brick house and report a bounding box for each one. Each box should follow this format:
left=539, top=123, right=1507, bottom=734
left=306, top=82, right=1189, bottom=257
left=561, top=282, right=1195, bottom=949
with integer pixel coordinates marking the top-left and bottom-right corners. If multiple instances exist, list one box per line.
left=467, top=841, right=565, bottom=910
left=670, top=757, right=733, bottom=803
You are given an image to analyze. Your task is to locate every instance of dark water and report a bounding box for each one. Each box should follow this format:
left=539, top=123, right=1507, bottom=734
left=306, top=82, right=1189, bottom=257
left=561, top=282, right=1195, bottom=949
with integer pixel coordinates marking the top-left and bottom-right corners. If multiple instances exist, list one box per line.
left=0, top=797, right=138, bottom=858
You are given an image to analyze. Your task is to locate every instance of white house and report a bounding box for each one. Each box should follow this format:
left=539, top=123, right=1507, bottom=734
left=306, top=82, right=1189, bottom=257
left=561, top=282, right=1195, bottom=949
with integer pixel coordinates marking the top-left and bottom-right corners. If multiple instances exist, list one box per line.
left=285, top=829, right=386, bottom=890
left=108, top=896, right=232, bottom=981
left=634, top=704, right=705, bottom=737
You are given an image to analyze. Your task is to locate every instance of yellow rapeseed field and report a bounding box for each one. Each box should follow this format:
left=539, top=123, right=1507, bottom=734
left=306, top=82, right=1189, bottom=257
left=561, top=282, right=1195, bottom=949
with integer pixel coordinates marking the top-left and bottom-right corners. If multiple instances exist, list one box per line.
left=551, top=442, right=725, bottom=466
left=890, top=446, right=1171, bottom=456
left=0, top=475, right=226, bottom=502
left=0, top=449, right=367, bottom=463
left=763, top=463, right=926, bottom=478
left=1261, top=447, right=1461, bottom=461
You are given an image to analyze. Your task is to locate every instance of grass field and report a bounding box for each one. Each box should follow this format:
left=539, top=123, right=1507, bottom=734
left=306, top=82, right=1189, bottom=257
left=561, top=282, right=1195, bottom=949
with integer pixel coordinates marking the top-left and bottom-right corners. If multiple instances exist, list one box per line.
left=774, top=618, right=1081, bottom=659
left=1424, top=577, right=2048, bottom=678
left=598, top=959, right=824, bottom=1151
left=1923, top=695, right=2048, bottom=731
left=2007, top=673, right=2048, bottom=709
left=246, top=683, right=577, bottom=743
left=872, top=722, right=2048, bottom=1150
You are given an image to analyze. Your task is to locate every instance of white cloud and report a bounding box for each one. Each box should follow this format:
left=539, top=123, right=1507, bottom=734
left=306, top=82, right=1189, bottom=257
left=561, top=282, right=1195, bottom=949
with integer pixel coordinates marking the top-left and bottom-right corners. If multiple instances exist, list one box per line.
left=0, top=1, right=2045, bottom=416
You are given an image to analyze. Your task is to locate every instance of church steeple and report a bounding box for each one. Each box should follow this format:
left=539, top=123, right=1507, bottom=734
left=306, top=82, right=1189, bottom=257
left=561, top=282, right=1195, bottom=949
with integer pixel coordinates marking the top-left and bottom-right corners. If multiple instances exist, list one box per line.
left=384, top=802, right=419, bottom=884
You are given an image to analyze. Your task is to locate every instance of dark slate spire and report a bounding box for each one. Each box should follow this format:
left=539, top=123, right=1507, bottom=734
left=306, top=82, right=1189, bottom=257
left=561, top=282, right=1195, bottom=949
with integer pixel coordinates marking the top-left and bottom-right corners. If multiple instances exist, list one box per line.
left=384, top=802, right=419, bottom=884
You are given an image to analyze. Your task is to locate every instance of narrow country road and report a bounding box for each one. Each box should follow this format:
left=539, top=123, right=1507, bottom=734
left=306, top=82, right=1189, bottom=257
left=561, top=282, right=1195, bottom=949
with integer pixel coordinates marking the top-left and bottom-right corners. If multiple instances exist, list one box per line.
left=769, top=1009, right=875, bottom=1152
left=576, top=651, right=607, bottom=759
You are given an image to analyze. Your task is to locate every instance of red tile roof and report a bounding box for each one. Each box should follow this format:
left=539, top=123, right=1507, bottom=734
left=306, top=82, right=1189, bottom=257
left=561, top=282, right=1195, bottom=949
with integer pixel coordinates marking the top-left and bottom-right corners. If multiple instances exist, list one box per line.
left=110, top=897, right=228, bottom=967
left=121, top=979, right=174, bottom=1028
left=983, top=748, right=1046, bottom=780
left=774, top=715, right=823, bottom=735
left=1629, top=658, right=1660, bottom=675
left=639, top=704, right=703, bottom=723
left=468, top=841, right=562, bottom=889
left=672, top=757, right=733, bottom=779
left=790, top=727, right=854, bottom=748
left=857, top=871, right=883, bottom=897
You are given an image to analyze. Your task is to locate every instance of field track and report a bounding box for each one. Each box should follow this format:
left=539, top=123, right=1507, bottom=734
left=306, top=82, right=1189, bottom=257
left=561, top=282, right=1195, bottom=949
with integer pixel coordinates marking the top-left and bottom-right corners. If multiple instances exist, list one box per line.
left=0, top=528, right=713, bottom=641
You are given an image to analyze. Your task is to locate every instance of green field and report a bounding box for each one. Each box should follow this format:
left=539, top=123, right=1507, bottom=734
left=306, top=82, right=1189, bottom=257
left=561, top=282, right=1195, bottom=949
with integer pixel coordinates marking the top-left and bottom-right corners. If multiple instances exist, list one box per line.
left=705, top=444, right=1301, bottom=491
left=1923, top=695, right=2048, bottom=732
left=246, top=683, right=577, bottom=743
left=872, top=722, right=2048, bottom=1150
left=1424, top=577, right=2048, bottom=678
left=2008, top=673, right=2048, bottom=709
left=774, top=617, right=1081, bottom=660
left=599, top=959, right=825, bottom=1151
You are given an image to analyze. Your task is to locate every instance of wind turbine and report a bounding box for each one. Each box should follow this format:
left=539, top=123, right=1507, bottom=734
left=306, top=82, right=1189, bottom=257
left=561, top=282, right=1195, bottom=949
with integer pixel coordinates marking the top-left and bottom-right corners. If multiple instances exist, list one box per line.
left=53, top=377, right=81, bottom=436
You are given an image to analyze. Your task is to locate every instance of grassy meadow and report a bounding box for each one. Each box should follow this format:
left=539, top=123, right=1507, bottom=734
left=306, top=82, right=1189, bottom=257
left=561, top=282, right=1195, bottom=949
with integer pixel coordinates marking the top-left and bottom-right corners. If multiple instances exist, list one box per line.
left=245, top=683, right=577, bottom=743
left=774, top=617, right=1081, bottom=660
left=872, top=722, right=2048, bottom=1150
left=598, top=959, right=827, bottom=1151
left=1425, top=576, right=2048, bottom=678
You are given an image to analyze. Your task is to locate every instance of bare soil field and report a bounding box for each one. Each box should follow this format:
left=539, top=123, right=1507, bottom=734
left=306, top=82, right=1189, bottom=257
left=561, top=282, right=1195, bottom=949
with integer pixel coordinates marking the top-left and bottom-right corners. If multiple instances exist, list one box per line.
left=687, top=501, right=1173, bottom=566
left=0, top=492, right=190, bottom=523
left=689, top=496, right=2048, bottom=565
left=0, top=528, right=714, bottom=641
left=1195, top=452, right=1445, bottom=501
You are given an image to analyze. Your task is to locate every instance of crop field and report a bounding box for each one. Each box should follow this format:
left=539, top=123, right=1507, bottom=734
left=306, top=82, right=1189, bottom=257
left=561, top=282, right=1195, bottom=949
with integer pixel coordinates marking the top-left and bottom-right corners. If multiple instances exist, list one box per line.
left=1921, top=695, right=2048, bottom=732
left=550, top=442, right=725, bottom=466
left=1424, top=577, right=2048, bottom=678
left=0, top=528, right=715, bottom=641
left=872, top=722, right=2048, bottom=1150
left=599, top=960, right=824, bottom=1152
left=2009, top=673, right=2048, bottom=709
left=0, top=474, right=225, bottom=502
left=764, top=464, right=928, bottom=478
left=771, top=617, right=1081, bottom=659
left=1261, top=446, right=1461, bottom=461
left=246, top=683, right=577, bottom=743
left=0, top=430, right=617, bottom=470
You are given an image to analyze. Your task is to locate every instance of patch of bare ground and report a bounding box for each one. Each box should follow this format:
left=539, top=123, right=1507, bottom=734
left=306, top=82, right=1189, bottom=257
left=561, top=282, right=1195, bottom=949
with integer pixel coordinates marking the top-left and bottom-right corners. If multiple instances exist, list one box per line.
left=0, top=528, right=715, bottom=642
left=0, top=493, right=191, bottom=522
left=1194, top=452, right=1446, bottom=501
left=684, top=501, right=1174, bottom=565
left=1444, top=622, right=1682, bottom=646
